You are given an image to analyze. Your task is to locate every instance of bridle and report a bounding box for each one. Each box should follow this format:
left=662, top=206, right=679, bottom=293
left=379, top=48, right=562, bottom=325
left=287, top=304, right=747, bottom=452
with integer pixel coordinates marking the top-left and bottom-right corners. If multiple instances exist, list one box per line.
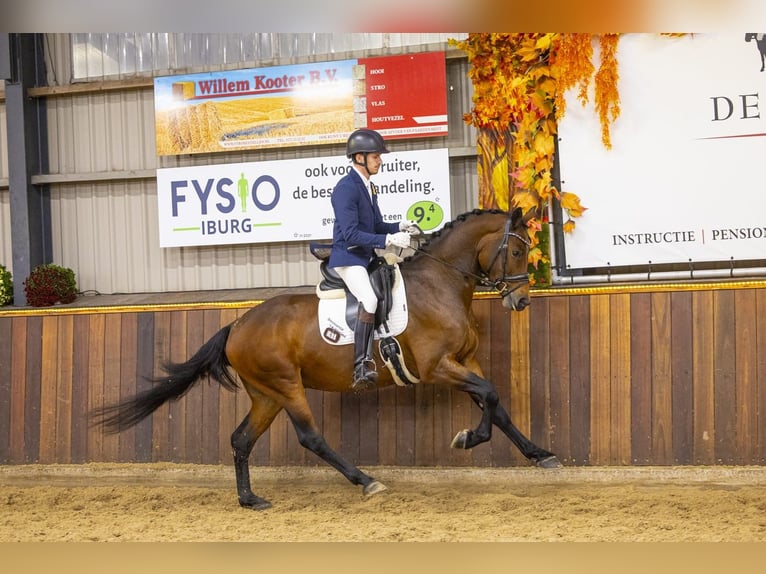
left=481, top=218, right=532, bottom=298
left=411, top=217, right=531, bottom=297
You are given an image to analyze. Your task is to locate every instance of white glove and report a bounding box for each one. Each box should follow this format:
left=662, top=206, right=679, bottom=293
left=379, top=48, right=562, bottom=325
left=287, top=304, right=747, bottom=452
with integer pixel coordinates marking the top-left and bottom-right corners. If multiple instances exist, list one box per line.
left=399, top=220, right=422, bottom=235
left=386, top=231, right=412, bottom=249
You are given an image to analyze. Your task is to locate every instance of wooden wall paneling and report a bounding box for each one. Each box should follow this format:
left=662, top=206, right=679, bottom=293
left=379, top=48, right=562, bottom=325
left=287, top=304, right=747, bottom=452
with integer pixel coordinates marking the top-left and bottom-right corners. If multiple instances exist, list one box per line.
left=529, top=297, right=551, bottom=463
left=0, top=318, right=12, bottom=462
left=102, top=313, right=123, bottom=462
left=358, top=389, right=380, bottom=466
left=9, top=317, right=27, bottom=463
left=55, top=314, right=74, bottom=464
left=340, top=390, right=361, bottom=465
left=713, top=290, right=737, bottom=463
left=650, top=292, right=673, bottom=465
left=134, top=312, right=155, bottom=462
left=414, top=384, right=435, bottom=466
left=756, top=290, right=766, bottom=463
left=691, top=291, right=715, bottom=464
left=630, top=293, right=652, bottom=464
left=589, top=294, right=611, bottom=465
left=734, top=290, right=758, bottom=463
left=509, top=306, right=531, bottom=465
left=217, top=308, right=240, bottom=464
left=0, top=319, right=10, bottom=458
left=24, top=317, right=43, bottom=462
left=376, top=385, right=397, bottom=465
left=547, top=296, right=571, bottom=463
left=201, top=309, right=222, bottom=464
left=151, top=311, right=171, bottom=462
left=568, top=296, right=591, bottom=464
left=86, top=314, right=105, bottom=461
left=183, top=310, right=204, bottom=463
left=609, top=293, right=631, bottom=465
left=4, top=283, right=766, bottom=468
left=470, top=297, right=492, bottom=466
left=670, top=292, right=694, bottom=464
left=167, top=310, right=187, bottom=462
left=395, top=385, right=416, bottom=466
left=70, top=314, right=90, bottom=463
left=432, top=382, right=454, bottom=468
left=118, top=312, right=137, bottom=462
left=38, top=315, right=59, bottom=463
left=489, top=298, right=513, bottom=465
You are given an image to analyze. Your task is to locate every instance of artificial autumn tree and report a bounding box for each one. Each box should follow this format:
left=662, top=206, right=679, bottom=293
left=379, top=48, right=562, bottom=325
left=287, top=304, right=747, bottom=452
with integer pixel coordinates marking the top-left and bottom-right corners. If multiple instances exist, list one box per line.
left=450, top=33, right=624, bottom=285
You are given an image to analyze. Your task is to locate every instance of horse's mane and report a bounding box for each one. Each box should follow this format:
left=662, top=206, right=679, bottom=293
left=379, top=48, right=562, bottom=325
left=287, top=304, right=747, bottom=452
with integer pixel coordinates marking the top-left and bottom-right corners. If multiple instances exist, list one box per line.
left=404, top=208, right=509, bottom=262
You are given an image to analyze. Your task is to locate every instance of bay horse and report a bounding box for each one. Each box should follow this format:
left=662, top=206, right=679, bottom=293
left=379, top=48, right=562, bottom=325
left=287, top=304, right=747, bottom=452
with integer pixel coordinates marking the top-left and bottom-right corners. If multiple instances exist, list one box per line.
left=94, top=207, right=562, bottom=510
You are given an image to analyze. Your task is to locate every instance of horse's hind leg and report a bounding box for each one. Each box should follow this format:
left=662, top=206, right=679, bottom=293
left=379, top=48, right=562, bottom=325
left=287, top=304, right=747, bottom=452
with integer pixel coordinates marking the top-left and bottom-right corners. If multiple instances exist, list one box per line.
left=285, top=400, right=387, bottom=497
left=231, top=394, right=283, bottom=510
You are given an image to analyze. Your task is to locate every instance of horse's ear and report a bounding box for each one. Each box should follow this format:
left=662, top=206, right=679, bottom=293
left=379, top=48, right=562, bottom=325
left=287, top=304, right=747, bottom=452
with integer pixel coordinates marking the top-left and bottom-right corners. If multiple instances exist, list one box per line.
left=510, top=207, right=523, bottom=226
left=510, top=207, right=532, bottom=227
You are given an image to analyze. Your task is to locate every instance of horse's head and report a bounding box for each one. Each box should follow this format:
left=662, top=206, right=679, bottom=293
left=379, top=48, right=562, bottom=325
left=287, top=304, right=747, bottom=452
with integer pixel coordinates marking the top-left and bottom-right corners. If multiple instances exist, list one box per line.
left=480, top=208, right=532, bottom=311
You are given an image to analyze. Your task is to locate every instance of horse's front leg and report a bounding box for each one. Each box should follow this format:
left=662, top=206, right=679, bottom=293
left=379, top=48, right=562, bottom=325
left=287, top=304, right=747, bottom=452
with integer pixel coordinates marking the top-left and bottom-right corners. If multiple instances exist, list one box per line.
left=430, top=359, right=498, bottom=449
left=466, top=394, right=562, bottom=468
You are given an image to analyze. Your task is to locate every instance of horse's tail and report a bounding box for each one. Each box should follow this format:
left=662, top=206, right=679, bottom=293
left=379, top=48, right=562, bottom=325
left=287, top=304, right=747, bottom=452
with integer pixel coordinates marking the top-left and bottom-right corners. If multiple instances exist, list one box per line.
left=93, top=324, right=237, bottom=434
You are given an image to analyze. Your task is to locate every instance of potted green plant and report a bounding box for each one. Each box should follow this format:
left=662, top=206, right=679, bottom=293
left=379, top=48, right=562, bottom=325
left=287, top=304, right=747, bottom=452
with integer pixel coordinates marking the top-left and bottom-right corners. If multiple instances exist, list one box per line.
left=23, top=263, right=78, bottom=307
left=0, top=263, right=12, bottom=306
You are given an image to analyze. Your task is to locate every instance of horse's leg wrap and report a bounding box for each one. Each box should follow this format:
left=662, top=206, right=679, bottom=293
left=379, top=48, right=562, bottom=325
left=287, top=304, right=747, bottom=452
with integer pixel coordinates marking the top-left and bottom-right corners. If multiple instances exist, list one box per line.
left=352, top=305, right=378, bottom=391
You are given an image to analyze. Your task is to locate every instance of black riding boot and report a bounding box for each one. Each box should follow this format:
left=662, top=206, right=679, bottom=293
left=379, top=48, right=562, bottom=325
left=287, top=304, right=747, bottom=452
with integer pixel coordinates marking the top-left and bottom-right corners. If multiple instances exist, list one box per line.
left=352, top=305, right=378, bottom=391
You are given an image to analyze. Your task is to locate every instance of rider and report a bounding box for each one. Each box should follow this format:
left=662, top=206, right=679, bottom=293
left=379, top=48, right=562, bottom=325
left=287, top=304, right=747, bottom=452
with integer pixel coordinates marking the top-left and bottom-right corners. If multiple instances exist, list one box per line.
left=329, top=128, right=420, bottom=391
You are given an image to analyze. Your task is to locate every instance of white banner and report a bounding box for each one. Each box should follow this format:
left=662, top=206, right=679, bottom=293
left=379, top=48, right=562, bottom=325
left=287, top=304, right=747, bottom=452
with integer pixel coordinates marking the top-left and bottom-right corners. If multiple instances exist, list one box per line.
left=156, top=148, right=451, bottom=247
left=558, top=33, right=766, bottom=269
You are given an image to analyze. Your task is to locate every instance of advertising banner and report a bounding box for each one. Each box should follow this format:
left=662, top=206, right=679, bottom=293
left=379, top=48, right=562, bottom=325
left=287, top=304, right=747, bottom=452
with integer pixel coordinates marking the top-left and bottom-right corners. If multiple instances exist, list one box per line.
left=154, top=52, right=447, bottom=156
left=155, top=148, right=451, bottom=248
left=558, top=33, right=766, bottom=270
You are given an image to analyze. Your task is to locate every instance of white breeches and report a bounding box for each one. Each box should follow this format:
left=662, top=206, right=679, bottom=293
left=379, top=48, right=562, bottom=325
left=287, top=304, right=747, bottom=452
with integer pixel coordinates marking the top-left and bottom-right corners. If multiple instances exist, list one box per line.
left=334, top=265, right=378, bottom=314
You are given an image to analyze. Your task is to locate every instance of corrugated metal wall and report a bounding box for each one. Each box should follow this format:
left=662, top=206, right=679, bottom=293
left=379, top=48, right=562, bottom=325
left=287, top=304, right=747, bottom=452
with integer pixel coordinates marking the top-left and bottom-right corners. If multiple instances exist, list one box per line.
left=0, top=81, right=10, bottom=269
left=33, top=33, right=477, bottom=295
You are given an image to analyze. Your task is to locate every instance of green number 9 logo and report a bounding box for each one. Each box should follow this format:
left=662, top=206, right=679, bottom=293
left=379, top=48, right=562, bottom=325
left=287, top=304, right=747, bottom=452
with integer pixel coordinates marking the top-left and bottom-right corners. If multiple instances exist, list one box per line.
left=406, top=201, right=444, bottom=232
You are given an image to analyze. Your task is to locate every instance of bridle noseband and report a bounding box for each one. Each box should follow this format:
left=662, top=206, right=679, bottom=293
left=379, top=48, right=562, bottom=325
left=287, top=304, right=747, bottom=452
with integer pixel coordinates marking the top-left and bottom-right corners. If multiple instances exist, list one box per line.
left=481, top=218, right=531, bottom=298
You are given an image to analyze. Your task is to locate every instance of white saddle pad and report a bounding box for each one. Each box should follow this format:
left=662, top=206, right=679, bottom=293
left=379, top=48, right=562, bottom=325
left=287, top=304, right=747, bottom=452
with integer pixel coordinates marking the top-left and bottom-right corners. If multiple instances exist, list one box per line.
left=317, top=271, right=409, bottom=346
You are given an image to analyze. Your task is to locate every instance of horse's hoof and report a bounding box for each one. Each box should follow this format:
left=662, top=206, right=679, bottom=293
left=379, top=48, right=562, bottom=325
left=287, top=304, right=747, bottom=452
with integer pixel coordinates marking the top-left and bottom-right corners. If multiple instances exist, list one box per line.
left=450, top=429, right=470, bottom=449
left=537, top=455, right=563, bottom=469
left=239, top=496, right=273, bottom=510
left=363, top=480, right=388, bottom=497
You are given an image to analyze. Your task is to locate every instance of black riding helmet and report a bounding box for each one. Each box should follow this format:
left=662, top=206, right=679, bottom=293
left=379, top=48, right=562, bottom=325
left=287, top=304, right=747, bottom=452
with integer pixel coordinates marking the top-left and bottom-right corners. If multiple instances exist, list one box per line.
left=346, top=128, right=389, bottom=172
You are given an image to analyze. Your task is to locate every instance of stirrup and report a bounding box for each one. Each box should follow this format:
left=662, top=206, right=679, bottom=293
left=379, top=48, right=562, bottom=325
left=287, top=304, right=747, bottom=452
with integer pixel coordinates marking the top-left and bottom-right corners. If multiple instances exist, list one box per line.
left=352, top=360, right=378, bottom=391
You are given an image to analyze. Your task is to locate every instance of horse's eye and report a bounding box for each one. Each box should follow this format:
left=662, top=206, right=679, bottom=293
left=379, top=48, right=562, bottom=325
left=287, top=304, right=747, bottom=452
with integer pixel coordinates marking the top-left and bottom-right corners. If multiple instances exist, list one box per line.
left=512, top=250, right=522, bottom=258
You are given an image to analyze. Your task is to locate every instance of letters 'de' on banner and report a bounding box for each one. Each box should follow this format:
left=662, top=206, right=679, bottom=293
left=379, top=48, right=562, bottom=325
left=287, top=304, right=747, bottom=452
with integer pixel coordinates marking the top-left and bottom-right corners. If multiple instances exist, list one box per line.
left=557, top=33, right=766, bottom=270
left=153, top=52, right=447, bottom=156
left=155, top=148, right=451, bottom=248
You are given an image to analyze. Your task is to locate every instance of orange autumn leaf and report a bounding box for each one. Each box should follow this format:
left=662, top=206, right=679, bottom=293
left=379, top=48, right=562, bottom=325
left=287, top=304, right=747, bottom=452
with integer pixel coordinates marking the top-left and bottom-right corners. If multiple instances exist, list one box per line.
left=560, top=191, right=587, bottom=217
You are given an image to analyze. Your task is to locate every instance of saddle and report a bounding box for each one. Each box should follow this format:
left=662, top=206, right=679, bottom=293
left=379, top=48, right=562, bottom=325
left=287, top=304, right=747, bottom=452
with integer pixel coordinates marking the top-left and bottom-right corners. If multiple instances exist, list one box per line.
left=309, top=243, right=397, bottom=331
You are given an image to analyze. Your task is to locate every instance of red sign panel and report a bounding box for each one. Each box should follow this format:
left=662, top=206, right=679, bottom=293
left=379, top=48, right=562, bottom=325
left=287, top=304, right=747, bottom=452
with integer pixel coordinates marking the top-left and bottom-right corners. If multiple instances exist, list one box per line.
left=358, top=52, right=448, bottom=139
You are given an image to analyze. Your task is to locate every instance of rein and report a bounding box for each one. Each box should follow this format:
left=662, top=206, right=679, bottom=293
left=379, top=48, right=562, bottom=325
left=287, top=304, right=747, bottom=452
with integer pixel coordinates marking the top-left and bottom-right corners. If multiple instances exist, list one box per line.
left=410, top=218, right=531, bottom=298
